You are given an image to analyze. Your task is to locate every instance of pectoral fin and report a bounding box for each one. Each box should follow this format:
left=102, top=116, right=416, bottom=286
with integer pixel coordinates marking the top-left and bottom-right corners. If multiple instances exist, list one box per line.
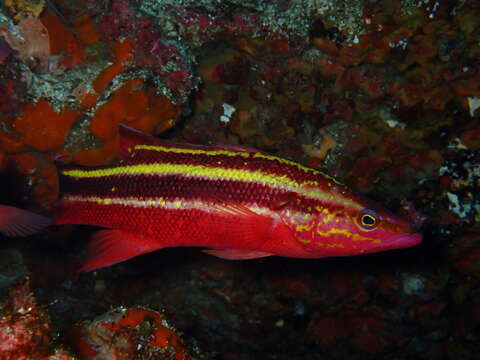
left=206, top=200, right=276, bottom=249
left=202, top=248, right=273, bottom=260
left=80, top=229, right=163, bottom=272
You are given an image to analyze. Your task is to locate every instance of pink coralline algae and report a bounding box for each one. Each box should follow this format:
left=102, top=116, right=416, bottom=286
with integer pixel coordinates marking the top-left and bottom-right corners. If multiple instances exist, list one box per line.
left=0, top=15, right=50, bottom=72
left=98, top=0, right=199, bottom=103
left=71, top=307, right=199, bottom=359
left=150, top=38, right=197, bottom=100
left=0, top=277, right=76, bottom=359
left=165, top=6, right=260, bottom=47
left=96, top=0, right=273, bottom=103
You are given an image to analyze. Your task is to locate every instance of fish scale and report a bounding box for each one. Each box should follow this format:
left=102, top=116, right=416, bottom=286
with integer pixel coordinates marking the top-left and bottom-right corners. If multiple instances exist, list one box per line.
left=0, top=125, right=421, bottom=271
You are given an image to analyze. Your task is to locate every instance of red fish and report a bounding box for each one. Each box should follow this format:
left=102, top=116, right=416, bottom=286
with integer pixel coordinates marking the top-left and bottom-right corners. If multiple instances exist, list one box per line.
left=0, top=125, right=421, bottom=271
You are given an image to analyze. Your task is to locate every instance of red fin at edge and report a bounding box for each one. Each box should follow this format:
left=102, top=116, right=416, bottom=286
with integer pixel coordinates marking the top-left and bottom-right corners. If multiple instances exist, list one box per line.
left=79, top=229, right=164, bottom=272
left=213, top=142, right=259, bottom=154
left=205, top=199, right=277, bottom=250
left=210, top=200, right=264, bottom=218
left=202, top=249, right=273, bottom=260
left=118, top=124, right=159, bottom=160
left=0, top=205, right=52, bottom=237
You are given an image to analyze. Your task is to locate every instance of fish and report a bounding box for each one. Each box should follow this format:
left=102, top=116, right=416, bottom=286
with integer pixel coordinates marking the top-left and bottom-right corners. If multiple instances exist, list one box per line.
left=0, top=125, right=422, bottom=271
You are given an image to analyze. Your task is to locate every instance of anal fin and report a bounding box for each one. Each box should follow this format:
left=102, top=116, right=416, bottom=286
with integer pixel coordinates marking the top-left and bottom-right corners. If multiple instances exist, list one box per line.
left=80, top=229, right=163, bottom=272
left=202, top=248, right=273, bottom=260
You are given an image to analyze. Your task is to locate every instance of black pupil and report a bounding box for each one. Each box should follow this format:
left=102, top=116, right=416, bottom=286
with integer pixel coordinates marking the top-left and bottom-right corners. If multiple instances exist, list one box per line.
left=363, top=215, right=375, bottom=225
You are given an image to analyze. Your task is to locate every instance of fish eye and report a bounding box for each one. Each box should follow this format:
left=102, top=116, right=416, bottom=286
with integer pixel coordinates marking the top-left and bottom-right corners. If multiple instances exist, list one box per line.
left=362, top=214, right=375, bottom=225
left=357, top=209, right=379, bottom=231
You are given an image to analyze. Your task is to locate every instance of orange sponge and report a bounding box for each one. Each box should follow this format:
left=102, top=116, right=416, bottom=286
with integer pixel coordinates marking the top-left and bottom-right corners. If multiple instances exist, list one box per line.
left=14, top=99, right=77, bottom=152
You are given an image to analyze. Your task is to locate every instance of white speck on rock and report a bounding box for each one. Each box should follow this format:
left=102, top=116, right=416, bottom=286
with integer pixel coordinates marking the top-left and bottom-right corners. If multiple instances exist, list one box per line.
left=447, top=191, right=469, bottom=217
left=385, top=119, right=406, bottom=129
left=402, top=273, right=425, bottom=295
left=220, top=103, right=236, bottom=123
left=468, top=97, right=480, bottom=117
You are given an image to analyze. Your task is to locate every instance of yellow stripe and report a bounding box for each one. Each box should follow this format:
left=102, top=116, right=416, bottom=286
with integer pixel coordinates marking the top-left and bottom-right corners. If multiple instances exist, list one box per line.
left=62, top=162, right=353, bottom=206
left=316, top=227, right=380, bottom=243
left=252, top=152, right=341, bottom=185
left=63, top=195, right=210, bottom=211
left=63, top=163, right=301, bottom=187
left=326, top=243, right=345, bottom=248
left=62, top=195, right=277, bottom=217
left=134, top=144, right=342, bottom=185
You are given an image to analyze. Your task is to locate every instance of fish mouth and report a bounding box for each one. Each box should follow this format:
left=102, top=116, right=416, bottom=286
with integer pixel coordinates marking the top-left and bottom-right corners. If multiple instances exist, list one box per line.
left=388, top=232, right=423, bottom=249
left=362, top=232, right=422, bottom=255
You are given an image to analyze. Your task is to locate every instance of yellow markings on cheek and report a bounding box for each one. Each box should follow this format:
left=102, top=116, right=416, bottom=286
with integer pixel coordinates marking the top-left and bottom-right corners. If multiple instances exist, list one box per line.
left=351, top=233, right=381, bottom=243
left=295, top=223, right=315, bottom=232
left=111, top=187, right=116, bottom=192
left=297, top=238, right=311, bottom=244
left=316, top=229, right=331, bottom=238
left=320, top=208, right=338, bottom=223
left=315, top=225, right=380, bottom=243
left=326, top=243, right=345, bottom=248
left=283, top=211, right=317, bottom=245
left=312, top=242, right=346, bottom=248
left=329, top=228, right=352, bottom=237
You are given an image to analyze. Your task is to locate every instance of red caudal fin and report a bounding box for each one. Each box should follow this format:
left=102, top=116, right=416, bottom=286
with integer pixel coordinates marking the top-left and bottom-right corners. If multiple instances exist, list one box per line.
left=79, top=229, right=165, bottom=272
left=0, top=205, right=53, bottom=237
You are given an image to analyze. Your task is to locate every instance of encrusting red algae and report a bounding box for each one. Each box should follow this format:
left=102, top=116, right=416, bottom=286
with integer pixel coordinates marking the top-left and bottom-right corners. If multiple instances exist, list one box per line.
left=0, top=0, right=479, bottom=358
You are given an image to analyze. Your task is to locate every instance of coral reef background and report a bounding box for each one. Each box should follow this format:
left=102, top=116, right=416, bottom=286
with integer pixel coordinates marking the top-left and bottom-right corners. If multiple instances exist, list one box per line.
left=0, top=0, right=479, bottom=359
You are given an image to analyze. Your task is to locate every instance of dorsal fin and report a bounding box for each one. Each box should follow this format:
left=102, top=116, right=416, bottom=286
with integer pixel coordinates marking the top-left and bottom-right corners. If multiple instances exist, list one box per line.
left=118, top=124, right=264, bottom=164
left=213, top=142, right=259, bottom=154
left=118, top=124, right=161, bottom=160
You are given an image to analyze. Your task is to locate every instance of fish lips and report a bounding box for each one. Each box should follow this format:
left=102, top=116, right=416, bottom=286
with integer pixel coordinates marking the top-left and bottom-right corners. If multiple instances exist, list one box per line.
left=363, top=232, right=423, bottom=255
left=386, top=232, right=423, bottom=250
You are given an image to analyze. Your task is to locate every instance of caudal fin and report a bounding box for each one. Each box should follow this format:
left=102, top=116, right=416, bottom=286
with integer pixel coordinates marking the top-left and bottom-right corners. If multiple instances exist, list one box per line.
left=0, top=205, right=53, bottom=237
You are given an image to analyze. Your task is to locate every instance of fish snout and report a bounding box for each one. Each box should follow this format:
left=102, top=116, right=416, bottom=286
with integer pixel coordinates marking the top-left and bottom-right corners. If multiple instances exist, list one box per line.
left=388, top=232, right=423, bottom=249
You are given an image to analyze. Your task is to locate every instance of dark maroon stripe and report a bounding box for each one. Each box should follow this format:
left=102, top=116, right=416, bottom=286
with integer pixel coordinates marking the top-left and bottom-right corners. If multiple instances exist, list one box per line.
left=58, top=172, right=326, bottom=212
left=124, top=147, right=335, bottom=189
